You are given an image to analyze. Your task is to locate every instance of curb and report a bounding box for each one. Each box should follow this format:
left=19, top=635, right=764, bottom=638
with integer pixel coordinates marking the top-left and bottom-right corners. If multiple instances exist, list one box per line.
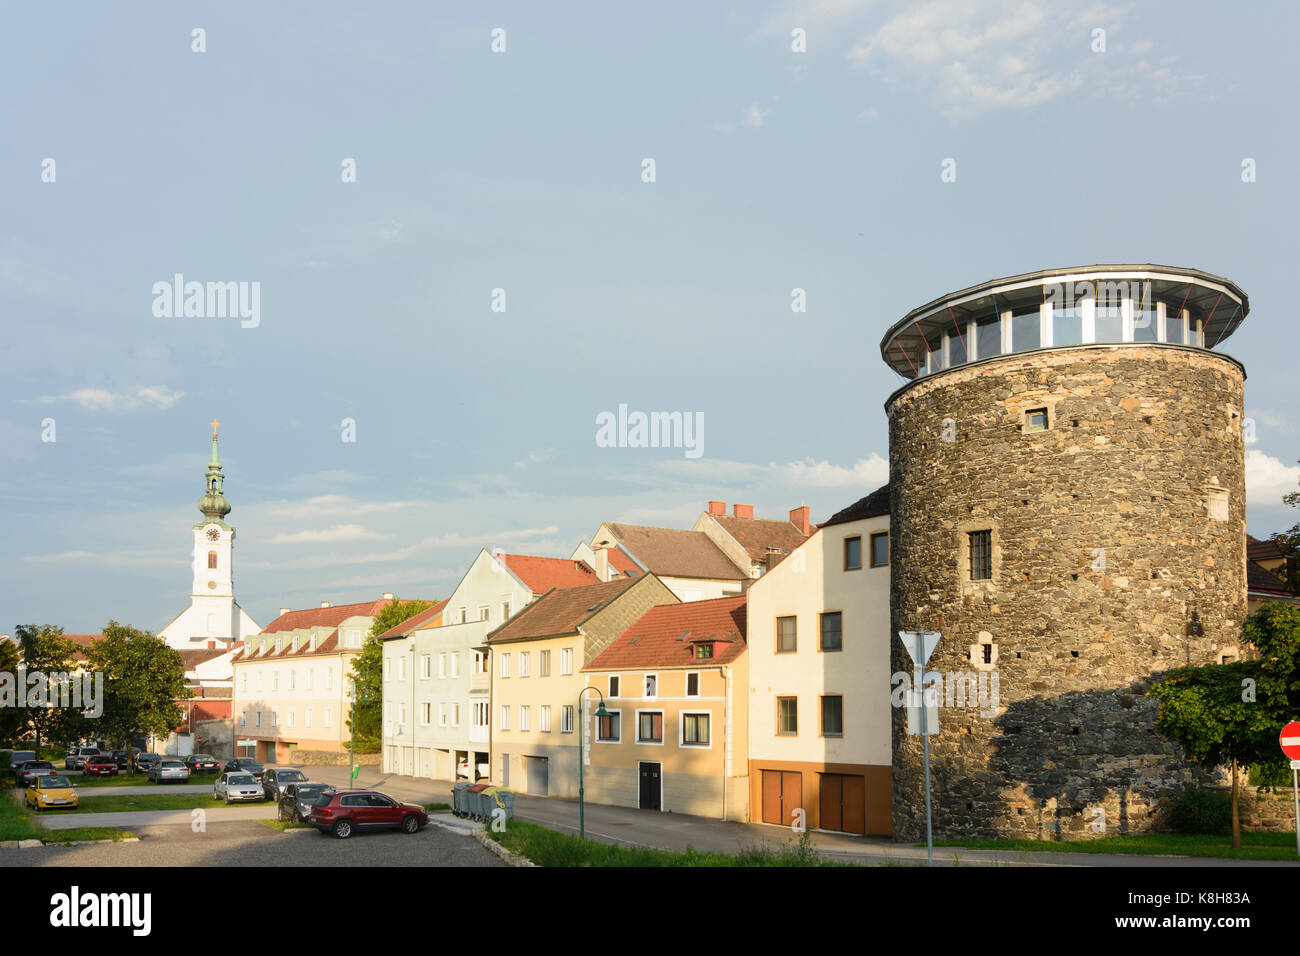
left=474, top=829, right=535, bottom=867
left=0, top=836, right=141, bottom=849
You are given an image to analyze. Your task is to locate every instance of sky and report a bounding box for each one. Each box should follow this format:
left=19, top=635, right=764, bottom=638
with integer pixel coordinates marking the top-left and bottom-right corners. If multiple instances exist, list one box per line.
left=2, top=0, right=1297, bottom=635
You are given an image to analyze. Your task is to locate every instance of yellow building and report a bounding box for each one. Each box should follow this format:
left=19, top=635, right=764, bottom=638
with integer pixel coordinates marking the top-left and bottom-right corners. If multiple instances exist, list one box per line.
left=485, top=573, right=677, bottom=796
left=582, top=595, right=749, bottom=820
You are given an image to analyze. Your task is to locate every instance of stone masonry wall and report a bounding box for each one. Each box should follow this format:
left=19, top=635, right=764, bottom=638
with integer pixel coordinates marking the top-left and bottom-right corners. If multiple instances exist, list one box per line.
left=888, top=345, right=1247, bottom=841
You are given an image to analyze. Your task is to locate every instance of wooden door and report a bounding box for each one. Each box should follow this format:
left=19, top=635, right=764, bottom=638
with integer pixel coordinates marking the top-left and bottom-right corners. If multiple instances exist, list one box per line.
left=639, top=762, right=662, bottom=810
left=819, top=774, right=844, bottom=831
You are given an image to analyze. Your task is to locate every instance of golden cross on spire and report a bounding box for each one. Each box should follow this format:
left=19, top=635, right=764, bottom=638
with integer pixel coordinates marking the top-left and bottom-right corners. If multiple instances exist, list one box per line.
left=210, top=419, right=220, bottom=436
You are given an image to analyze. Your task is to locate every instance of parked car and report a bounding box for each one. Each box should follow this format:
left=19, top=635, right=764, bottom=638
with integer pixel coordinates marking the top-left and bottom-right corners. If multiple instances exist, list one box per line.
left=15, top=761, right=56, bottom=786
left=132, top=753, right=161, bottom=775
left=147, top=759, right=191, bottom=784
left=109, top=750, right=131, bottom=770
left=307, top=789, right=428, bottom=839
left=184, top=754, right=222, bottom=773
left=63, top=747, right=101, bottom=771
left=278, top=783, right=331, bottom=824
left=82, top=754, right=119, bottom=777
left=25, top=773, right=78, bottom=811
left=222, top=758, right=264, bottom=777
left=214, top=772, right=264, bottom=804
left=7, top=751, right=36, bottom=775
left=262, top=767, right=308, bottom=801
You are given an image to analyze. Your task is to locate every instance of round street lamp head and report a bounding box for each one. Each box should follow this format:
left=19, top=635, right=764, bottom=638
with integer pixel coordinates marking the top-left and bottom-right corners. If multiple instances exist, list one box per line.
left=596, top=703, right=609, bottom=718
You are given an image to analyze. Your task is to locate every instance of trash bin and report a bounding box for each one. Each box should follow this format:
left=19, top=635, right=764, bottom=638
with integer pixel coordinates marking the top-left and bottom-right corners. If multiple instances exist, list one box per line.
left=451, top=781, right=472, bottom=818
left=481, top=786, right=515, bottom=824
left=466, top=783, right=492, bottom=821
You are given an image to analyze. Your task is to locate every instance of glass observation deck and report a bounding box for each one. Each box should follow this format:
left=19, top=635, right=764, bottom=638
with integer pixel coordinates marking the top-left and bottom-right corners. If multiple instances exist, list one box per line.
left=879, top=265, right=1249, bottom=380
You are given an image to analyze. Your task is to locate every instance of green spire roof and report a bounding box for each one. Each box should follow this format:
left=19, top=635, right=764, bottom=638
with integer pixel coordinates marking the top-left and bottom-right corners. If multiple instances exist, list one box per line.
left=196, top=421, right=232, bottom=526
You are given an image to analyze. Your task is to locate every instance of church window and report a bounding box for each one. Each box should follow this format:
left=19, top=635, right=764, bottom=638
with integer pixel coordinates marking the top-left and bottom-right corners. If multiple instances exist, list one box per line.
left=208, top=551, right=217, bottom=569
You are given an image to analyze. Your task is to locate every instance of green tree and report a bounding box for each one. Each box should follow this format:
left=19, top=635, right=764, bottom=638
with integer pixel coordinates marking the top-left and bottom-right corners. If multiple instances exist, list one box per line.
left=0, top=637, right=22, bottom=745
left=11, top=624, right=80, bottom=754
left=347, top=600, right=432, bottom=754
left=1149, top=602, right=1300, bottom=848
left=86, top=622, right=188, bottom=747
left=1269, top=460, right=1300, bottom=593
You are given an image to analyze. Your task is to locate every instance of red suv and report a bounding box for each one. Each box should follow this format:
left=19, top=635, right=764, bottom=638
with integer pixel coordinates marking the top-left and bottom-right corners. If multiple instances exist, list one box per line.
left=83, top=754, right=119, bottom=776
left=307, top=790, right=428, bottom=839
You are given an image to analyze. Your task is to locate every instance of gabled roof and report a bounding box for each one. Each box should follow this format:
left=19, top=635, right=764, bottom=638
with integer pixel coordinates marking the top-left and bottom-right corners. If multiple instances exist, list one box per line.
left=179, top=648, right=229, bottom=669
left=820, top=484, right=891, bottom=528
left=378, top=599, right=449, bottom=640
left=500, top=554, right=598, bottom=592
left=1248, top=560, right=1293, bottom=596
left=234, top=630, right=343, bottom=661
left=486, top=578, right=636, bottom=644
left=585, top=595, right=747, bottom=670
left=600, top=523, right=745, bottom=580
left=1247, top=534, right=1285, bottom=562
left=261, top=597, right=418, bottom=634
left=607, top=547, right=640, bottom=576
left=706, top=514, right=808, bottom=563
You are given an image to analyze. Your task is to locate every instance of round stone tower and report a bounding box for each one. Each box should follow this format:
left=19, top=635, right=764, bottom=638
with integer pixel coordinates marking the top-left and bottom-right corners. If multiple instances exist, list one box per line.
left=881, top=264, right=1249, bottom=841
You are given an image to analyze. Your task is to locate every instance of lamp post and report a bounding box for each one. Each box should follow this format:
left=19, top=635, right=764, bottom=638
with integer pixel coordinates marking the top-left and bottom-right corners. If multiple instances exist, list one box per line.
left=577, top=686, right=609, bottom=840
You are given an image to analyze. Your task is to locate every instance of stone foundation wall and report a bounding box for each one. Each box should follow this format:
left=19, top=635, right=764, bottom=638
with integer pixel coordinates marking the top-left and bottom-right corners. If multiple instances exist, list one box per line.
left=888, top=345, right=1247, bottom=841
left=289, top=748, right=381, bottom=766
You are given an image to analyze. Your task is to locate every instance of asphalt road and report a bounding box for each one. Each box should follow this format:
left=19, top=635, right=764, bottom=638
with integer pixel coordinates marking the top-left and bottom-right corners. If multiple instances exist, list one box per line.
left=0, top=819, right=501, bottom=867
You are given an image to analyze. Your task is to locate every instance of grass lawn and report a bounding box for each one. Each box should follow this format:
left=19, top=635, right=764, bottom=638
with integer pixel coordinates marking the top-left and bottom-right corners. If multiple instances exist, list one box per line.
left=72, top=771, right=220, bottom=788
left=485, top=819, right=856, bottom=867
left=932, top=831, right=1300, bottom=861
left=63, top=792, right=267, bottom=814
left=259, top=819, right=313, bottom=832
left=423, top=803, right=451, bottom=812
left=0, top=793, right=132, bottom=843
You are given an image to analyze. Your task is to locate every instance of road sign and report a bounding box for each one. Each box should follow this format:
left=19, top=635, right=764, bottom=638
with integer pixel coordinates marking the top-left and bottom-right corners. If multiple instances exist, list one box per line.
left=1280, top=722, right=1300, bottom=760
left=905, top=684, right=940, bottom=736
left=899, top=631, right=940, bottom=668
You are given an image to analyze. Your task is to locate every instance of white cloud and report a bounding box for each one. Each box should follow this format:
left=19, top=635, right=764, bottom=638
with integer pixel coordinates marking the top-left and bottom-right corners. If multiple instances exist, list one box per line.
left=779, top=455, right=889, bottom=487
left=1246, top=449, right=1299, bottom=503
left=19, top=386, right=184, bottom=411
left=741, top=103, right=769, bottom=128
left=656, top=454, right=889, bottom=489
left=268, top=524, right=390, bottom=545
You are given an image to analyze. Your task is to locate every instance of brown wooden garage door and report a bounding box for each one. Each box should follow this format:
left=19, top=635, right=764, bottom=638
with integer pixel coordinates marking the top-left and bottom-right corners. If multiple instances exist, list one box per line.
left=819, top=773, right=866, bottom=834
left=761, top=770, right=802, bottom=826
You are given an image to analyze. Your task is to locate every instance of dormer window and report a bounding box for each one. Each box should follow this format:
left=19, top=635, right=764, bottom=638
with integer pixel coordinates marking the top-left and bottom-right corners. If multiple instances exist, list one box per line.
left=694, top=643, right=713, bottom=660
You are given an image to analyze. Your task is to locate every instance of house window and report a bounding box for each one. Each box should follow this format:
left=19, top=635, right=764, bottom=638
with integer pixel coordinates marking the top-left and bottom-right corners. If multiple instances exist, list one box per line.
left=820, top=612, right=842, bottom=652
left=609, top=675, right=620, bottom=698
left=420, top=655, right=431, bottom=679
left=682, top=713, right=710, bottom=746
left=969, top=530, right=993, bottom=580
left=324, top=667, right=332, bottom=691
left=306, top=668, right=314, bottom=690
left=305, top=708, right=312, bottom=728
left=597, top=711, right=620, bottom=741
left=438, top=703, right=447, bottom=727
left=207, top=550, right=217, bottom=569
left=240, top=714, right=246, bottom=727
left=644, top=674, right=657, bottom=698
left=421, top=702, right=431, bottom=726
left=288, top=670, right=296, bottom=690
left=560, top=648, right=573, bottom=675
left=287, top=710, right=295, bottom=729
left=1026, top=407, right=1049, bottom=431
left=686, top=672, right=700, bottom=697
left=255, top=709, right=262, bottom=728
left=459, top=607, right=467, bottom=624
left=397, top=657, right=406, bottom=681
left=821, top=695, right=844, bottom=737
left=240, top=673, right=247, bottom=692
left=539, top=649, right=551, bottom=677
left=539, top=705, right=551, bottom=732
left=870, top=532, right=889, bottom=568
left=637, top=711, right=664, bottom=743
left=479, top=606, right=490, bottom=622
left=777, top=697, right=797, bottom=735
left=561, top=705, right=574, bottom=733
left=502, top=600, right=511, bottom=620
left=500, top=653, right=511, bottom=678
left=777, top=616, right=797, bottom=653
left=844, top=536, right=862, bottom=571
left=438, top=654, right=447, bottom=679
left=500, top=706, right=510, bottom=731
left=453, top=703, right=461, bottom=727
left=397, top=704, right=405, bottom=727
left=519, top=706, right=530, bottom=732
left=474, top=702, right=488, bottom=729
left=520, top=652, right=530, bottom=677
left=450, top=652, right=459, bottom=678
left=694, top=643, right=713, bottom=660
left=272, top=671, right=279, bottom=691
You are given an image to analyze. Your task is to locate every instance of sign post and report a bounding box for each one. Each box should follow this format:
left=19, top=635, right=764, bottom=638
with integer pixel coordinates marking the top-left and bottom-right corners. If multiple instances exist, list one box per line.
left=900, top=630, right=941, bottom=867
left=1279, top=721, right=1300, bottom=857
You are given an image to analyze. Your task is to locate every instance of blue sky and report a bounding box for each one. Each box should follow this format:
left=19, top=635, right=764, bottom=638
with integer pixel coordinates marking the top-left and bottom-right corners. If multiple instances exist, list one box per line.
left=2, top=0, right=1297, bottom=634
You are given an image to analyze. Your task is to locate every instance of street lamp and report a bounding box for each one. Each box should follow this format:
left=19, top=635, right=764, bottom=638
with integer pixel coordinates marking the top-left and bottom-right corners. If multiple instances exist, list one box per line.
left=577, top=686, right=609, bottom=840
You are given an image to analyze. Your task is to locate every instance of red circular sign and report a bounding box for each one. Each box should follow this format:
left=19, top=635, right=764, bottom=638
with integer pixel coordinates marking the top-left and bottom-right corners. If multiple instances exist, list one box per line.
left=1280, top=722, right=1300, bottom=760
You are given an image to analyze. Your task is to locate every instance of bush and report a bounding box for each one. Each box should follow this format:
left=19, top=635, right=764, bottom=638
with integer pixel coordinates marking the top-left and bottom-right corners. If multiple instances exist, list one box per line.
left=1166, top=788, right=1232, bottom=835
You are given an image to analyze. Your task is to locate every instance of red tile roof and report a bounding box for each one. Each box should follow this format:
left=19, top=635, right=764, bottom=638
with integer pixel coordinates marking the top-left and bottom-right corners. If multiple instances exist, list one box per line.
left=486, top=578, right=637, bottom=644
left=501, top=554, right=598, bottom=592
left=608, top=547, right=640, bottom=576
left=1248, top=560, right=1293, bottom=596
left=378, top=599, right=449, bottom=640
left=586, top=595, right=747, bottom=670
left=601, top=524, right=746, bottom=580
left=707, top=514, right=808, bottom=563
left=1247, top=534, right=1285, bottom=562
left=261, top=597, right=422, bottom=634
left=179, top=648, right=229, bottom=669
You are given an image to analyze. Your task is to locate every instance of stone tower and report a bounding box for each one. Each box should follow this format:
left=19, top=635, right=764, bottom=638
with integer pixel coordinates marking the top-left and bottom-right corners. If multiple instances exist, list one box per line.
left=881, top=265, right=1249, bottom=840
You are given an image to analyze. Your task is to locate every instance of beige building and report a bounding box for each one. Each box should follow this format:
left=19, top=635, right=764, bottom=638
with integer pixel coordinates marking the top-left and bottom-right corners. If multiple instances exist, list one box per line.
left=232, top=595, right=409, bottom=763
left=582, top=595, right=749, bottom=820
left=745, top=486, right=893, bottom=836
left=485, top=573, right=678, bottom=796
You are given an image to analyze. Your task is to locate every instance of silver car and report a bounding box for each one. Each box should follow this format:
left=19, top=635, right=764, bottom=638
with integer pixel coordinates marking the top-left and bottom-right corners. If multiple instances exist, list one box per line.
left=215, top=772, right=264, bottom=804
left=148, top=759, right=191, bottom=784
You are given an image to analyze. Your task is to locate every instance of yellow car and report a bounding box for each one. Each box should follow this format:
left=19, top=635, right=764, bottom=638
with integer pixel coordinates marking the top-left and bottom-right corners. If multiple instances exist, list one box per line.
left=25, top=773, right=79, bottom=811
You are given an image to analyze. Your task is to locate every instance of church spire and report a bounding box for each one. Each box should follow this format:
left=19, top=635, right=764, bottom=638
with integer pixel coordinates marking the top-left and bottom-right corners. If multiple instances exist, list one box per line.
left=197, top=420, right=232, bottom=524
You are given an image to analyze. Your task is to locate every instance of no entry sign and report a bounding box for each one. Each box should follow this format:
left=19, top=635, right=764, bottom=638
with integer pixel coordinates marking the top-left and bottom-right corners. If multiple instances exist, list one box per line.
left=1280, top=721, right=1300, bottom=761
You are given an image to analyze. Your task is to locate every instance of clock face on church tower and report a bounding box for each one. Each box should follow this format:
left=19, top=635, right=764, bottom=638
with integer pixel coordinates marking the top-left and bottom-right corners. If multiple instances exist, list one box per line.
left=206, top=527, right=220, bottom=541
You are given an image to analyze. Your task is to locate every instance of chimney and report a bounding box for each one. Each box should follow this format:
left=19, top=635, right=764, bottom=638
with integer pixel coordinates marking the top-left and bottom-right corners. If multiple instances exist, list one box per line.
left=594, top=545, right=611, bottom=583
left=279, top=607, right=291, bottom=616
left=320, top=601, right=332, bottom=608
left=789, top=505, right=811, bottom=536
left=708, top=500, right=726, bottom=516
left=733, top=503, right=753, bottom=519
left=383, top=592, right=394, bottom=600
left=207, top=640, right=216, bottom=650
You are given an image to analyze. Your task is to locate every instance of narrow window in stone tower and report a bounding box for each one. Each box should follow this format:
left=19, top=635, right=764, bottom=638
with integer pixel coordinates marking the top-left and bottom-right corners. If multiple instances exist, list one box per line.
left=1026, top=408, right=1048, bottom=431
left=207, top=550, right=217, bottom=569
left=969, top=530, right=993, bottom=580
left=983, top=643, right=993, bottom=665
